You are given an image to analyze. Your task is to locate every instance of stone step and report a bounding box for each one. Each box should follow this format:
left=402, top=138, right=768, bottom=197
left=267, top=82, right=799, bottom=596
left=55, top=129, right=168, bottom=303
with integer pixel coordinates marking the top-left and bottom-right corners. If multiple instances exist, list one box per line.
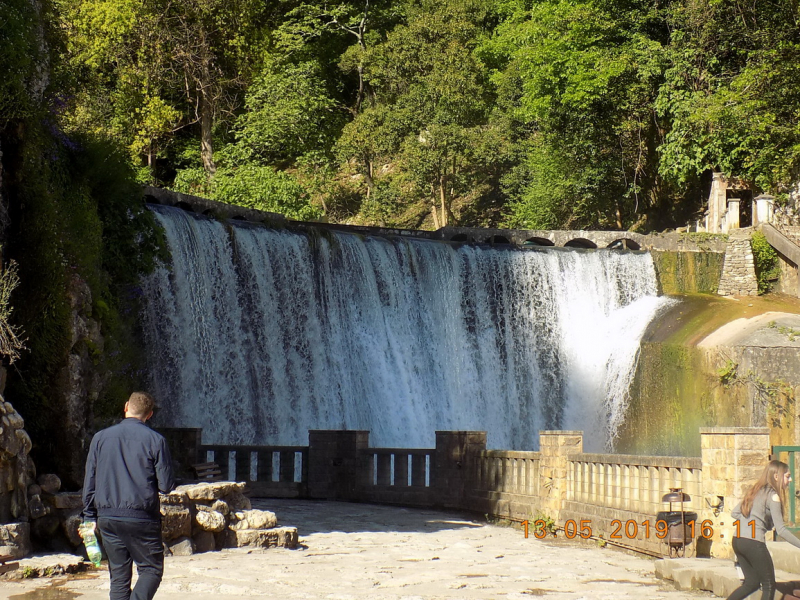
left=656, top=549, right=800, bottom=599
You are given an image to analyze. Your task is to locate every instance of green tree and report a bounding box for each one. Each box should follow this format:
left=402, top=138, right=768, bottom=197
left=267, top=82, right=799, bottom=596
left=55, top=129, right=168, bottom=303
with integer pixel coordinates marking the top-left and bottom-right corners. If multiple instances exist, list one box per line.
left=490, top=0, right=675, bottom=230
left=657, top=0, right=800, bottom=193
left=59, top=0, right=267, bottom=178
left=337, top=0, right=505, bottom=228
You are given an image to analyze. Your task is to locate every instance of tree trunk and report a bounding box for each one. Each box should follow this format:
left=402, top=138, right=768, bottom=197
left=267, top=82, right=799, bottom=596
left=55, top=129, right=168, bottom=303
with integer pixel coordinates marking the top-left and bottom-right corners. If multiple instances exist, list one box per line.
left=200, top=91, right=216, bottom=176
left=439, top=176, right=448, bottom=227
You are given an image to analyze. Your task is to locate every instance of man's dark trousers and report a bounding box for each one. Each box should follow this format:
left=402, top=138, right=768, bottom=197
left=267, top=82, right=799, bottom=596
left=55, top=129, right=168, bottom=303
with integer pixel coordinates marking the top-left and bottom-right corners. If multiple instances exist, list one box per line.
left=98, top=518, right=164, bottom=600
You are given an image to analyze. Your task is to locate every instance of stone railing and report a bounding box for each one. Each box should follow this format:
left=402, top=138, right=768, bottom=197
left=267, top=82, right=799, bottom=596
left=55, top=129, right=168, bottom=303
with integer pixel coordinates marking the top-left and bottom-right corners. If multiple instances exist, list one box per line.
left=168, top=427, right=774, bottom=559
left=562, top=453, right=702, bottom=555
left=200, top=444, right=308, bottom=498
left=468, top=450, right=541, bottom=520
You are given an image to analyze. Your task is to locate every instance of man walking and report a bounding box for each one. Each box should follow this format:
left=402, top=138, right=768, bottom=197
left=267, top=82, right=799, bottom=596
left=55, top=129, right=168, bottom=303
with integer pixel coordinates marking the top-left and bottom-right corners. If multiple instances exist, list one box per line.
left=82, top=392, right=175, bottom=600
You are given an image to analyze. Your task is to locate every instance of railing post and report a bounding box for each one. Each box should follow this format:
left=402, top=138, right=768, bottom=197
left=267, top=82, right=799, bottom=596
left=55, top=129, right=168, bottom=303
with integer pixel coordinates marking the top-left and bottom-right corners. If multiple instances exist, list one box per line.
left=538, top=431, right=583, bottom=524
left=434, top=431, right=487, bottom=509
left=235, top=450, right=251, bottom=482
left=700, top=427, right=770, bottom=558
left=308, top=430, right=370, bottom=500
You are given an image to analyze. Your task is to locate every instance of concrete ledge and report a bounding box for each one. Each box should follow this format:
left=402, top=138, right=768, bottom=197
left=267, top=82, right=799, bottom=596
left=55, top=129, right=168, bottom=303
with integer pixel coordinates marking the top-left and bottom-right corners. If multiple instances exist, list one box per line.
left=656, top=557, right=800, bottom=599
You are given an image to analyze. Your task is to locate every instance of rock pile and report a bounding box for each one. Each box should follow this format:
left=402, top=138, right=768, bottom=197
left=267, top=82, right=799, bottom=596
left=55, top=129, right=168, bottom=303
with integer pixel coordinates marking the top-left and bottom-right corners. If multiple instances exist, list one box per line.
left=0, top=398, right=36, bottom=558
left=160, top=482, right=298, bottom=555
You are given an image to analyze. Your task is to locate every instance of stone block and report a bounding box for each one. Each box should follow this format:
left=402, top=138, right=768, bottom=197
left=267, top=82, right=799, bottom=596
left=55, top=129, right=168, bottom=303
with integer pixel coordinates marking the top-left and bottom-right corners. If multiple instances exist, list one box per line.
left=736, top=451, right=766, bottom=467
left=193, top=530, right=215, bottom=553
left=161, top=490, right=190, bottom=505
left=176, top=482, right=246, bottom=501
left=0, top=522, right=31, bottom=559
left=51, top=492, right=83, bottom=510
left=37, top=474, right=61, bottom=495
left=167, top=536, right=194, bottom=556
left=228, top=509, right=277, bottom=531
left=161, top=504, right=192, bottom=541
left=195, top=510, right=226, bottom=533
left=222, top=527, right=298, bottom=549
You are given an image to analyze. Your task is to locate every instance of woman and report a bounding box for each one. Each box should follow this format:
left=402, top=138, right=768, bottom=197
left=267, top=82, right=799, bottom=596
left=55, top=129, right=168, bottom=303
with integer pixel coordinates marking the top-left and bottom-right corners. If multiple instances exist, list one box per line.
left=728, top=460, right=800, bottom=600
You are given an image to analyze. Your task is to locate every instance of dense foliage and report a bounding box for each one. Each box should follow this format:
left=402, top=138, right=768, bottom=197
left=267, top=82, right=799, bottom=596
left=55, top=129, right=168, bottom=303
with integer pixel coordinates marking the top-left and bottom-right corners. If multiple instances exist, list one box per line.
left=1, top=0, right=166, bottom=476
left=48, top=0, right=800, bottom=230
left=46, top=0, right=800, bottom=231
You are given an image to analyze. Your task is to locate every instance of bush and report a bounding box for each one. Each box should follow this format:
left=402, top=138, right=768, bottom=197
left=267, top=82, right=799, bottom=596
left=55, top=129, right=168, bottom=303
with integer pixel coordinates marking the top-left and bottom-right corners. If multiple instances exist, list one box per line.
left=751, top=231, right=780, bottom=294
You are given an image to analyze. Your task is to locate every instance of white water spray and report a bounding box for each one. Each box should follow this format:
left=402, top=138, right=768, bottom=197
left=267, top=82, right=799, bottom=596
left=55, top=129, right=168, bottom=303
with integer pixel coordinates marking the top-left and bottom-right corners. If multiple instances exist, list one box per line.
left=140, top=205, right=672, bottom=451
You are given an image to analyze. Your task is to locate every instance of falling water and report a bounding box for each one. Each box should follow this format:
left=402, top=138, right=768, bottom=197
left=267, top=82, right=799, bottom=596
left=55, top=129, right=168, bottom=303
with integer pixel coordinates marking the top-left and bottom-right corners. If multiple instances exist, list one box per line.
left=140, top=205, right=673, bottom=452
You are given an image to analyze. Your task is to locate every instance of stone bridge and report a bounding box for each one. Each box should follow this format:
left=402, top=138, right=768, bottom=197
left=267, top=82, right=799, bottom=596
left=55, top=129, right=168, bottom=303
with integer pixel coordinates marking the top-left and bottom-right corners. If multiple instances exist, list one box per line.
left=143, top=186, right=727, bottom=254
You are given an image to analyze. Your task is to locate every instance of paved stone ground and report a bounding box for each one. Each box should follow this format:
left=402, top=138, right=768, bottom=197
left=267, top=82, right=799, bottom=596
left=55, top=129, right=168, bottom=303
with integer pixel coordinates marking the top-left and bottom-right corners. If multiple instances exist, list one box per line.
left=0, top=499, right=713, bottom=600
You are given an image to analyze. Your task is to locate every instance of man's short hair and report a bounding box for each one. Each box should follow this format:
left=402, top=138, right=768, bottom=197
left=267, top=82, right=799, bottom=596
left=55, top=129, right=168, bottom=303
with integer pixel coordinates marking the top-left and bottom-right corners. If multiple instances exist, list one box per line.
left=127, top=392, right=156, bottom=417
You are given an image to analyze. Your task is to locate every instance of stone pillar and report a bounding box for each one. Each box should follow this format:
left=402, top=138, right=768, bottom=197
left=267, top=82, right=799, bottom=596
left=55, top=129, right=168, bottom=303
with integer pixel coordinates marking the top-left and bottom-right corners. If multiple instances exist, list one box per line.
left=708, top=173, right=728, bottom=233
left=434, top=431, right=487, bottom=509
left=726, top=198, right=740, bottom=231
left=156, top=427, right=202, bottom=480
left=308, top=430, right=370, bottom=500
left=538, top=431, right=583, bottom=522
left=753, top=194, right=775, bottom=226
left=699, top=427, right=770, bottom=558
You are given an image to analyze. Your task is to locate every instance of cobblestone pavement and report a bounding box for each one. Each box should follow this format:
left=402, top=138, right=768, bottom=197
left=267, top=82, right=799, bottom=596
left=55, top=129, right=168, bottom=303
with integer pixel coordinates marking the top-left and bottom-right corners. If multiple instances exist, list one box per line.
left=1, top=499, right=712, bottom=600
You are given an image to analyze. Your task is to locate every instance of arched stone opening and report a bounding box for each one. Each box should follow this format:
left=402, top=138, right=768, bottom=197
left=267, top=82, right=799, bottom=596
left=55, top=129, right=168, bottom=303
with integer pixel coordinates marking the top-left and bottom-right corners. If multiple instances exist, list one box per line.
left=523, top=237, right=555, bottom=247
left=487, top=235, right=511, bottom=245
left=175, top=201, right=194, bottom=212
left=564, top=238, right=597, bottom=249
left=450, top=233, right=469, bottom=242
left=607, top=238, right=640, bottom=250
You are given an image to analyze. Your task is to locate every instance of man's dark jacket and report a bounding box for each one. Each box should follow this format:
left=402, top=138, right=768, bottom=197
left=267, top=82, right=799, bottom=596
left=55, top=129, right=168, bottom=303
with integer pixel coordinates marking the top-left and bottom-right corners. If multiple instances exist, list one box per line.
left=82, top=418, right=175, bottom=521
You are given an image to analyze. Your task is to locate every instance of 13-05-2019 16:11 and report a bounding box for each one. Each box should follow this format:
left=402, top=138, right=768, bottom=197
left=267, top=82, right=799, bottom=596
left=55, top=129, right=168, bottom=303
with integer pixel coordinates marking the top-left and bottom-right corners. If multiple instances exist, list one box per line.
left=522, top=518, right=730, bottom=540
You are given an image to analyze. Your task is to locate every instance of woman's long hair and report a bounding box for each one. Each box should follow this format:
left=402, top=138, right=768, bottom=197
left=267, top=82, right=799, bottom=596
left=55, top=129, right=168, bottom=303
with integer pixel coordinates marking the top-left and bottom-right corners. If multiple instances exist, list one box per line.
left=741, top=460, right=790, bottom=518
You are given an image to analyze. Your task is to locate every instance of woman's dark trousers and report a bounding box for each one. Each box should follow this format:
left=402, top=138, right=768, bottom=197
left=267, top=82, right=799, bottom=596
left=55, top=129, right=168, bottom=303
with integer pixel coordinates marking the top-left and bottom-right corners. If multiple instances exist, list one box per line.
left=728, top=536, right=776, bottom=600
left=98, top=518, right=164, bottom=600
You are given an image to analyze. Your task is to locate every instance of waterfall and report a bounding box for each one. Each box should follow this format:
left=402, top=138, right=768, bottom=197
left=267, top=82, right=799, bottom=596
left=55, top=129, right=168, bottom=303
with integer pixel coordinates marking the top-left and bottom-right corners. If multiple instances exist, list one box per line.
left=140, top=205, right=672, bottom=452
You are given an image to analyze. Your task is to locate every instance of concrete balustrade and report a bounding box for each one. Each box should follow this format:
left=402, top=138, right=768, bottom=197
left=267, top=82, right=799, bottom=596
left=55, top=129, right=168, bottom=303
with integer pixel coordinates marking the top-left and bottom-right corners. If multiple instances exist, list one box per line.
left=172, top=426, right=774, bottom=559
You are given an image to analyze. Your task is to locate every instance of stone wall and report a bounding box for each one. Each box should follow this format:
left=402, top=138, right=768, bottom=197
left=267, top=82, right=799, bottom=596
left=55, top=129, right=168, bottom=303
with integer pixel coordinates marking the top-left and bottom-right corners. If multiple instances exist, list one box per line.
left=717, top=229, right=758, bottom=296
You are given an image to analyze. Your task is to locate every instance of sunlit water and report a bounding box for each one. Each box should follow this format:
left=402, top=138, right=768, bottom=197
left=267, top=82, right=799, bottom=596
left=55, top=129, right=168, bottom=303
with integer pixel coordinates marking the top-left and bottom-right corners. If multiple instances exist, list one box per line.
left=140, top=205, right=673, bottom=451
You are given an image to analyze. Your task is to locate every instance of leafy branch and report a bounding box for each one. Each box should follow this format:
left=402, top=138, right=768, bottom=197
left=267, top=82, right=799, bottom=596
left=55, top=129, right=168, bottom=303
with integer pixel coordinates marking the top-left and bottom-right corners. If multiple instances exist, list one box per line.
left=0, top=261, right=27, bottom=364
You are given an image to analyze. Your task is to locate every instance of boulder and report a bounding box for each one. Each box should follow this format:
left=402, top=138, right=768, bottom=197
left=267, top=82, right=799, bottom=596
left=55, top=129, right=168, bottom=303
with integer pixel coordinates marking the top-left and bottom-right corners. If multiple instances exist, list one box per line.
left=160, top=504, right=192, bottom=541
left=160, top=490, right=190, bottom=505
left=221, top=527, right=298, bottom=550
left=194, top=510, right=226, bottom=533
left=31, top=514, right=60, bottom=538
left=62, top=510, right=83, bottom=547
left=228, top=509, right=277, bottom=531
left=192, top=530, right=215, bottom=553
left=166, top=536, right=194, bottom=556
left=176, top=482, right=245, bottom=501
left=210, top=499, right=230, bottom=515
left=28, top=494, right=47, bottom=519
left=223, top=491, right=251, bottom=511
left=0, top=522, right=31, bottom=559
left=37, top=474, right=61, bottom=495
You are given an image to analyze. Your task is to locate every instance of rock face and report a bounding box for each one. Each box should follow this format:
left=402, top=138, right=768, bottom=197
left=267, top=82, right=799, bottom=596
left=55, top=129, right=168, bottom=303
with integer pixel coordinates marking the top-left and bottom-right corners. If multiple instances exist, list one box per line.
left=160, top=482, right=297, bottom=555
left=0, top=395, right=38, bottom=558
left=0, top=522, right=31, bottom=559
left=0, top=398, right=35, bottom=525
left=56, top=274, right=105, bottom=487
